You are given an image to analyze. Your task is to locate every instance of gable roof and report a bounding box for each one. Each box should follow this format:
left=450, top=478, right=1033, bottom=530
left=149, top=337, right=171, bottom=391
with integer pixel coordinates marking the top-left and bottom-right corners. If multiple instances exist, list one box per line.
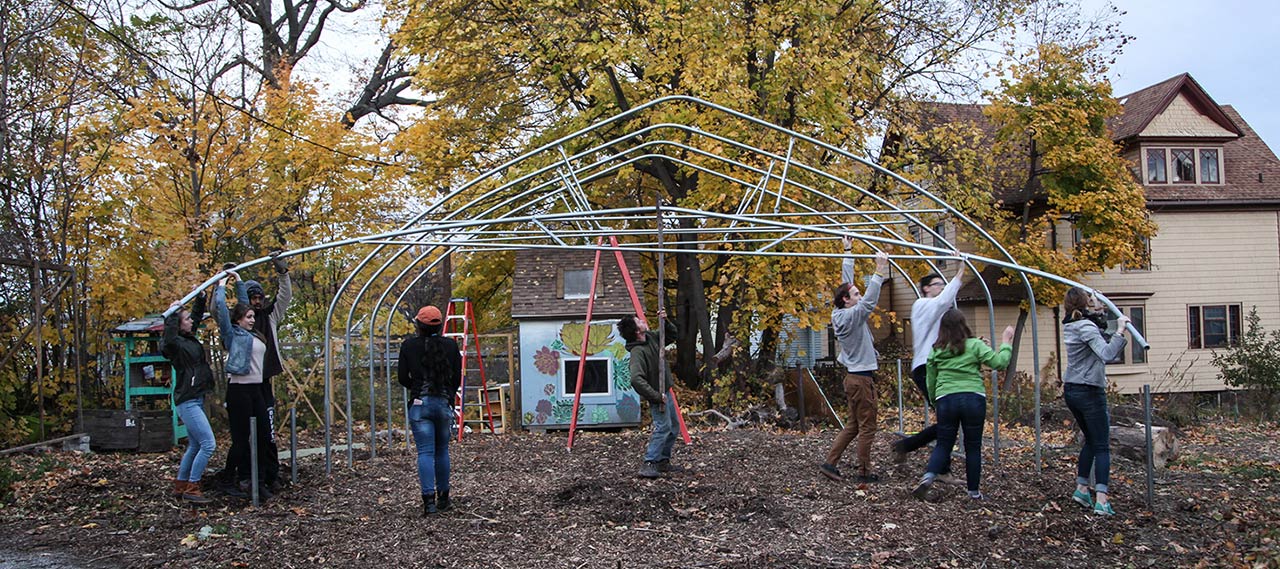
left=1144, top=105, right=1280, bottom=204
left=1110, top=73, right=1242, bottom=142
left=907, top=74, right=1280, bottom=205
left=511, top=248, right=646, bottom=319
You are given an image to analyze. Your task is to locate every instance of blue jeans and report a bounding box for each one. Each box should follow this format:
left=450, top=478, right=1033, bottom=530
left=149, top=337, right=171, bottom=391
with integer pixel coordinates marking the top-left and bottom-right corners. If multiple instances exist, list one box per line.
left=176, top=396, right=217, bottom=483
left=1064, top=383, right=1111, bottom=493
left=409, top=396, right=453, bottom=495
left=644, top=395, right=678, bottom=463
left=926, top=392, right=985, bottom=493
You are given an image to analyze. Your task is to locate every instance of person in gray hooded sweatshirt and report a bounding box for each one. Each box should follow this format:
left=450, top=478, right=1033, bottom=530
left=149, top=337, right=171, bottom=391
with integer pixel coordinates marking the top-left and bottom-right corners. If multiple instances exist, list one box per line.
left=1061, top=286, right=1129, bottom=516
left=819, top=238, right=890, bottom=483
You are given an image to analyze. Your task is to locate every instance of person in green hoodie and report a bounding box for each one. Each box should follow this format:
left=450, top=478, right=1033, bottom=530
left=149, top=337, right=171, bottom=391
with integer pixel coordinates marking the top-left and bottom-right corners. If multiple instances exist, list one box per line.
left=912, top=309, right=1014, bottom=501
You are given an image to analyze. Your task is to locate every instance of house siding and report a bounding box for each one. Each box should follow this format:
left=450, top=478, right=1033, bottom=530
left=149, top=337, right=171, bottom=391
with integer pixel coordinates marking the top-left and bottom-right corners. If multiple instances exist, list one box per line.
left=964, top=209, right=1280, bottom=395
left=1141, top=94, right=1238, bottom=138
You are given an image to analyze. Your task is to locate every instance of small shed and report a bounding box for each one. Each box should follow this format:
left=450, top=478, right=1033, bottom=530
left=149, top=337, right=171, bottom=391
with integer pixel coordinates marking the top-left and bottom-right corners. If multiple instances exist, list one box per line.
left=512, top=248, right=646, bottom=429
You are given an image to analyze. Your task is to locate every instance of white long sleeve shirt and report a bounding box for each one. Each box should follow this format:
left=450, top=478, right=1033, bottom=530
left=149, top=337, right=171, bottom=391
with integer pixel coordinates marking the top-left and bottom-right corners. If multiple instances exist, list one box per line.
left=910, top=274, right=963, bottom=371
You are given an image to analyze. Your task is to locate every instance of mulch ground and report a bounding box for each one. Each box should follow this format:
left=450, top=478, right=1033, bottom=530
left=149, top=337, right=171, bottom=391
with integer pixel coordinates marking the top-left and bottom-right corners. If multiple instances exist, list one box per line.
left=0, top=419, right=1277, bottom=568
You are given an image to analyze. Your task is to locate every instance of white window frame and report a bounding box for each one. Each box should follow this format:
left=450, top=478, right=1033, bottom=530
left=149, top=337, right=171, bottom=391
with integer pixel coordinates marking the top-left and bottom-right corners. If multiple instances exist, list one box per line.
left=559, top=356, right=613, bottom=398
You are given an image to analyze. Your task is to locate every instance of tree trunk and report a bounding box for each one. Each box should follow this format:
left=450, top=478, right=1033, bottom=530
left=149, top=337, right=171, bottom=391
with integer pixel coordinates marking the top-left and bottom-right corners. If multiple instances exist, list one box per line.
left=1109, top=425, right=1178, bottom=469
left=1002, top=307, right=1029, bottom=391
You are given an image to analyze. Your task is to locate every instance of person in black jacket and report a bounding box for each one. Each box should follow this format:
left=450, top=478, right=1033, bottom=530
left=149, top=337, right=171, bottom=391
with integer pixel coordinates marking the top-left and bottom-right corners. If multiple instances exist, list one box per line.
left=162, top=294, right=217, bottom=504
left=398, top=305, right=461, bottom=516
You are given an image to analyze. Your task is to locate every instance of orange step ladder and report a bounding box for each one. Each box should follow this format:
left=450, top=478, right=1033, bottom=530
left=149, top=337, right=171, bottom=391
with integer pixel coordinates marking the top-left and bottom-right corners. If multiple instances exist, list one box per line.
left=444, top=298, right=496, bottom=440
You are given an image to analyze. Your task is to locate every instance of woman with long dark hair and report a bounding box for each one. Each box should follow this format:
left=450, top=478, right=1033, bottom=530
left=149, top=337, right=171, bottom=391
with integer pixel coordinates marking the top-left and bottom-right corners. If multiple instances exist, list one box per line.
left=1062, top=287, right=1128, bottom=515
left=162, top=294, right=216, bottom=504
left=213, top=270, right=276, bottom=500
left=912, top=309, right=1014, bottom=501
left=398, top=305, right=461, bottom=516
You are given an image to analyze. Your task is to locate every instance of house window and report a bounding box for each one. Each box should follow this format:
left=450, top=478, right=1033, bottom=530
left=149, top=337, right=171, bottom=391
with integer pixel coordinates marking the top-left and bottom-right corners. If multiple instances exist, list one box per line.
left=1146, top=149, right=1167, bottom=183
left=562, top=269, right=594, bottom=299
left=1122, top=237, right=1152, bottom=272
left=562, top=358, right=611, bottom=396
left=1171, top=149, right=1196, bottom=183
left=1200, top=149, right=1220, bottom=183
left=1188, top=304, right=1242, bottom=349
left=1106, top=305, right=1147, bottom=365
left=933, top=222, right=947, bottom=270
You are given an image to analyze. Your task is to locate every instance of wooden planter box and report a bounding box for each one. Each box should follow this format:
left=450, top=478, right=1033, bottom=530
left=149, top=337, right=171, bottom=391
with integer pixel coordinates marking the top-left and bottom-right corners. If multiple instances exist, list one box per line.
left=82, top=409, right=173, bottom=452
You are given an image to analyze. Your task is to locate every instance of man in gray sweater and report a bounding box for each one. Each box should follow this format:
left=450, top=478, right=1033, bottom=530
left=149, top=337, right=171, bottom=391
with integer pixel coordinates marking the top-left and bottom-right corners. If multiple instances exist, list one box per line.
left=820, top=238, right=890, bottom=483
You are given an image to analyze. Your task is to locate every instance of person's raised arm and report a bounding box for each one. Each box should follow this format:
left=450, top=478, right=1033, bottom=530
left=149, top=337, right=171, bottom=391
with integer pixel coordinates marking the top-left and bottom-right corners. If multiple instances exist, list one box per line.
left=937, top=256, right=965, bottom=305
left=271, top=251, right=293, bottom=318
left=162, top=300, right=183, bottom=356
left=1086, top=314, right=1129, bottom=361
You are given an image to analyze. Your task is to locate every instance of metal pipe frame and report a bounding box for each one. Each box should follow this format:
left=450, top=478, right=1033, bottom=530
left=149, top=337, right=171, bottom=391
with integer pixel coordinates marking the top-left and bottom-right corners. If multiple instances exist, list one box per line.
left=163, top=96, right=1149, bottom=477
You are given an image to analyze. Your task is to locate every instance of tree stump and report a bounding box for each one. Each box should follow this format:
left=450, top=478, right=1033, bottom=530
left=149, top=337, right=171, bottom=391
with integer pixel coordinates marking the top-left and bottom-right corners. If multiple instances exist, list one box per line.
left=1110, top=424, right=1179, bottom=469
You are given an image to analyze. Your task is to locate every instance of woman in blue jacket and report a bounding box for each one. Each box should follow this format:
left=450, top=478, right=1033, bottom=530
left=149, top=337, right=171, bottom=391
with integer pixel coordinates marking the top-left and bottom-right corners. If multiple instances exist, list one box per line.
left=213, top=270, right=276, bottom=499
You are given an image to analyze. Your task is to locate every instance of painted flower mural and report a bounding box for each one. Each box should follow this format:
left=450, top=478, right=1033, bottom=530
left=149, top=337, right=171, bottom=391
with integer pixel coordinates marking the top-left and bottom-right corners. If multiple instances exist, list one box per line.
left=616, top=394, right=640, bottom=423
left=559, top=322, right=616, bottom=356
left=533, top=346, right=560, bottom=376
left=589, top=406, right=610, bottom=424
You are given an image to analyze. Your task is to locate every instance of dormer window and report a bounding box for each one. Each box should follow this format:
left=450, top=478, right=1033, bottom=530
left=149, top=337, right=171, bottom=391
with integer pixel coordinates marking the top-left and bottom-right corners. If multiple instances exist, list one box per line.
left=1200, top=149, right=1220, bottom=183
left=1171, top=149, right=1195, bottom=183
left=1142, top=146, right=1223, bottom=185
left=1146, top=149, right=1166, bottom=183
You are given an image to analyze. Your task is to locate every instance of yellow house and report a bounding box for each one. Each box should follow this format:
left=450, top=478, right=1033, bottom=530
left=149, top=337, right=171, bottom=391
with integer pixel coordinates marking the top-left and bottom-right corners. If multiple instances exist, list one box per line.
left=894, top=74, right=1280, bottom=394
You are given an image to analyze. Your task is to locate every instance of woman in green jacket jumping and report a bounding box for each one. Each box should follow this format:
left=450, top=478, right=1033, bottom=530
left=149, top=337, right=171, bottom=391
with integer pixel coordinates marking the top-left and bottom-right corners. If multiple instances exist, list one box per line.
left=912, top=309, right=1014, bottom=501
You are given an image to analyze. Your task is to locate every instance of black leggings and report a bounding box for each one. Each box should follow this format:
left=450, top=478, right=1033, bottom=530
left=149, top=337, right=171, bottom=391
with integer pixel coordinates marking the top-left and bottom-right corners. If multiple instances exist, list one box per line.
left=226, top=383, right=275, bottom=485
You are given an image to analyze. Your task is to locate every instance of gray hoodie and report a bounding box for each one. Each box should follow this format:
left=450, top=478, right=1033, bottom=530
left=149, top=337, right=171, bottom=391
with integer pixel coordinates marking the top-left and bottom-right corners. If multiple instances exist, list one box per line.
left=1062, top=318, right=1127, bottom=388
left=833, top=257, right=884, bottom=374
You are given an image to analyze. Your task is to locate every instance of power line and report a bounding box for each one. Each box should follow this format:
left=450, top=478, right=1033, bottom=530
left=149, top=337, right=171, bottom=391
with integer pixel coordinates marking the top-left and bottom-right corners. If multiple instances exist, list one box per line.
left=52, top=0, right=396, bottom=169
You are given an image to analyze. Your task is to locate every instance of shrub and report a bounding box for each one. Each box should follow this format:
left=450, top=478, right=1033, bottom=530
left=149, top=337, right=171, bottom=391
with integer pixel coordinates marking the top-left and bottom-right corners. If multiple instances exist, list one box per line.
left=1209, top=306, right=1280, bottom=420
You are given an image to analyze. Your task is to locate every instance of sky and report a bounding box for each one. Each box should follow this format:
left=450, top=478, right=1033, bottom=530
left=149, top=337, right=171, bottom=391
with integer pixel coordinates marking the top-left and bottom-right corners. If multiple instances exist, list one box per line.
left=1093, top=0, right=1280, bottom=147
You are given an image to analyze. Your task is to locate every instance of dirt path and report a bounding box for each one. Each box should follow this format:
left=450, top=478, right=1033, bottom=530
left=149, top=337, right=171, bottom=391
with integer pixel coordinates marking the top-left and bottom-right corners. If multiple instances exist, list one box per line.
left=0, top=421, right=1276, bottom=567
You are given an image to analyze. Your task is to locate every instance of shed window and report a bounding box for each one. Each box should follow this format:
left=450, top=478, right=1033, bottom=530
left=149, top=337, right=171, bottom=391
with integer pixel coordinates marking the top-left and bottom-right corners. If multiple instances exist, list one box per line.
left=562, top=358, right=611, bottom=396
left=563, top=269, right=594, bottom=299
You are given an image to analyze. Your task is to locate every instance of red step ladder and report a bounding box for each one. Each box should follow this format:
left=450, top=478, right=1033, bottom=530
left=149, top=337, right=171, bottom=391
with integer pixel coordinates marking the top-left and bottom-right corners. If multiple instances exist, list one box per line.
left=444, top=298, right=496, bottom=440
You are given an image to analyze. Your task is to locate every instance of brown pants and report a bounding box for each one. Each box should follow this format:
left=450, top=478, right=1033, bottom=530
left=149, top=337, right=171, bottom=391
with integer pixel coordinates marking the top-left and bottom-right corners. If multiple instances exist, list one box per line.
left=824, top=372, right=877, bottom=474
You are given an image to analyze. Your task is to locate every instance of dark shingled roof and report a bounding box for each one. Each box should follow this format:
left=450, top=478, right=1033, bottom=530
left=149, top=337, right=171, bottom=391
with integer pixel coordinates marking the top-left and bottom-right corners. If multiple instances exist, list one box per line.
left=1109, top=73, right=1241, bottom=142
left=1144, top=105, right=1280, bottom=204
left=910, top=74, right=1280, bottom=206
left=511, top=248, right=646, bottom=319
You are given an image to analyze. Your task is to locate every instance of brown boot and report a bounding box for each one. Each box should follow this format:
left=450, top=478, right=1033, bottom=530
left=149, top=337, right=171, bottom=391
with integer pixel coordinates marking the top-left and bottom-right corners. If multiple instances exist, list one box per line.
left=182, top=484, right=213, bottom=504
left=172, top=479, right=187, bottom=498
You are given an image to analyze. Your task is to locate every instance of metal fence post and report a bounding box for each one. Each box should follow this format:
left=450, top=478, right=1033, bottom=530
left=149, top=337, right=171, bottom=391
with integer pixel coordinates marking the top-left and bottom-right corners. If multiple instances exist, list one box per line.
left=250, top=417, right=260, bottom=507
left=896, top=359, right=905, bottom=435
left=797, top=369, right=807, bottom=431
left=1144, top=384, right=1155, bottom=510
left=290, top=406, right=298, bottom=485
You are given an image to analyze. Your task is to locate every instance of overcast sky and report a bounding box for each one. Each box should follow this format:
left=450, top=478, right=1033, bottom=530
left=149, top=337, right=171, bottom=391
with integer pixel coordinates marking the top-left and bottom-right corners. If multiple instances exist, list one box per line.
left=1097, top=0, right=1280, bottom=148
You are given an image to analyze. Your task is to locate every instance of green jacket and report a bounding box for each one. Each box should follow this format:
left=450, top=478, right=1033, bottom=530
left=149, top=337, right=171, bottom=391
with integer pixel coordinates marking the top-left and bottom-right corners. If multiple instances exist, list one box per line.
left=625, top=320, right=677, bottom=405
left=925, top=338, right=1012, bottom=404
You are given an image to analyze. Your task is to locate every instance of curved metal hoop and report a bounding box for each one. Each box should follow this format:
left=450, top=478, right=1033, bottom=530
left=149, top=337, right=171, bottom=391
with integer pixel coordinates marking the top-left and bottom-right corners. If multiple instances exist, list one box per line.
left=166, top=96, right=1147, bottom=474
